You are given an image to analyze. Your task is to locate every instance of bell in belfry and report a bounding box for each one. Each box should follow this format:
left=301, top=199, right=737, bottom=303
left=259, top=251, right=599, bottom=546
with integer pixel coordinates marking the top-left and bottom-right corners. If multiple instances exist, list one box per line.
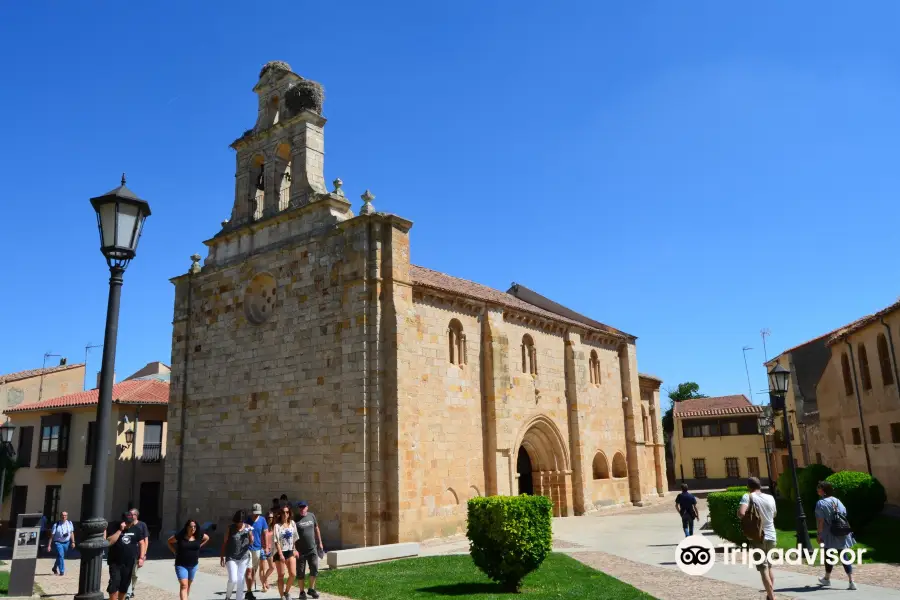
left=256, top=163, right=265, bottom=191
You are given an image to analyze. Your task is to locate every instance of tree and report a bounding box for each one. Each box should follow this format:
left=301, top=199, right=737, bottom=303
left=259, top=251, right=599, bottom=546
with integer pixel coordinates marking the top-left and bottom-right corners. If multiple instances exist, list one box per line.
left=662, top=382, right=707, bottom=442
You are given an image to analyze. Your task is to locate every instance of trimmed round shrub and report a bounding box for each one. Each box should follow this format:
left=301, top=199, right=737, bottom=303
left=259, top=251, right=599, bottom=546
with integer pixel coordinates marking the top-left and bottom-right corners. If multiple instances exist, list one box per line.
left=825, top=471, right=887, bottom=531
left=466, top=495, right=552, bottom=592
left=777, top=466, right=804, bottom=501
left=797, top=463, right=834, bottom=517
left=707, top=491, right=747, bottom=544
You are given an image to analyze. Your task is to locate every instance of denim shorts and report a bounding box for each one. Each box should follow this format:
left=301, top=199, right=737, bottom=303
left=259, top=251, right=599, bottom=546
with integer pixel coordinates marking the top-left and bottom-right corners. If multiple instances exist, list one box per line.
left=175, top=564, right=199, bottom=581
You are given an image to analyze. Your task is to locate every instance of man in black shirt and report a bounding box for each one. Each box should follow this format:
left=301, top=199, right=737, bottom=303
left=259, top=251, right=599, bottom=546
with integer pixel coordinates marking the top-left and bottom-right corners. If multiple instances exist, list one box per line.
left=675, top=483, right=699, bottom=537
left=106, top=512, right=147, bottom=600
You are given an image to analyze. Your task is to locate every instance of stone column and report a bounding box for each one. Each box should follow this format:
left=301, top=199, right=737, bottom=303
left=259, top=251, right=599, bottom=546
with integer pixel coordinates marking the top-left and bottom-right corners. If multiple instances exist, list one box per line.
left=618, top=343, right=645, bottom=505
left=480, top=307, right=508, bottom=496
left=563, top=332, right=588, bottom=515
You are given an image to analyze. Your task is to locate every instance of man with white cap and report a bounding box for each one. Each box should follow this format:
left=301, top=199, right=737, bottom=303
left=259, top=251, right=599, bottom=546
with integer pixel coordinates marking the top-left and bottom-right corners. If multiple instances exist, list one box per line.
left=245, top=503, right=268, bottom=600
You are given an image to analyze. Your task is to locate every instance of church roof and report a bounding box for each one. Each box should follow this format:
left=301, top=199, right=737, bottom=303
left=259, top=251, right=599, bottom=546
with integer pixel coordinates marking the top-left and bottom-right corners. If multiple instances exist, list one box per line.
left=409, top=265, right=634, bottom=340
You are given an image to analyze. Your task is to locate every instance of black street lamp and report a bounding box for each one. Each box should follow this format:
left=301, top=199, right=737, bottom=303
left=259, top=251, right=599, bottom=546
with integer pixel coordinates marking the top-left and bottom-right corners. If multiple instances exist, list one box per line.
left=0, top=419, right=16, bottom=516
left=756, top=407, right=775, bottom=496
left=75, top=175, right=150, bottom=600
left=768, top=363, right=812, bottom=553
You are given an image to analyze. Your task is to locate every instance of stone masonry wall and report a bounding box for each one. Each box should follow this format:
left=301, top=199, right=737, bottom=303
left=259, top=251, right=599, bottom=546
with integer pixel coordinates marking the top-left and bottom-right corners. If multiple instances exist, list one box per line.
left=164, top=206, right=409, bottom=549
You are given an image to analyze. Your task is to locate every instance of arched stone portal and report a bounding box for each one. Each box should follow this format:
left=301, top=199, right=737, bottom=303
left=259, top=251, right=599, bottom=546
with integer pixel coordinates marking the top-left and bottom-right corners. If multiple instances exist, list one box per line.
left=513, top=415, right=572, bottom=517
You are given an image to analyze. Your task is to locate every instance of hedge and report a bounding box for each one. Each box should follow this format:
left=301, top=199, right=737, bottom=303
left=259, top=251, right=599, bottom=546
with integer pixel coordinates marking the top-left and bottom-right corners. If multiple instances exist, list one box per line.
left=777, top=467, right=804, bottom=501
left=824, top=471, right=887, bottom=532
left=466, top=495, right=553, bottom=591
left=725, top=486, right=747, bottom=493
left=707, top=491, right=747, bottom=544
left=797, top=464, right=834, bottom=517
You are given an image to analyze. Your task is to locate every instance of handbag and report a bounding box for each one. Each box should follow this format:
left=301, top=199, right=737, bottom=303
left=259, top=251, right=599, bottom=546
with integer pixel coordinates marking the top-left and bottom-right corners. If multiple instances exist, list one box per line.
left=828, top=499, right=852, bottom=536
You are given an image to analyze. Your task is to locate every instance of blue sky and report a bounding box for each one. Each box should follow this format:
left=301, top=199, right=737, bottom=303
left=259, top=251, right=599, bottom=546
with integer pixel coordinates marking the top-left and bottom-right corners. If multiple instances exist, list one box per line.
left=1, top=2, right=898, bottom=406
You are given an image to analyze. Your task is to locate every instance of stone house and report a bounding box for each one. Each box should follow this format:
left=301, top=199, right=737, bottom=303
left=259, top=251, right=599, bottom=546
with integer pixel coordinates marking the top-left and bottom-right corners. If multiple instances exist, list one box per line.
left=0, top=362, right=85, bottom=415
left=162, top=61, right=668, bottom=548
left=1, top=378, right=169, bottom=534
left=768, top=299, right=900, bottom=506
left=672, top=395, right=769, bottom=489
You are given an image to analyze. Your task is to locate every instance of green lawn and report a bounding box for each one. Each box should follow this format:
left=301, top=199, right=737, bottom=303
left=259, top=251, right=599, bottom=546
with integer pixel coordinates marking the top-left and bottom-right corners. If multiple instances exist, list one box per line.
left=775, top=515, right=900, bottom=564
left=0, top=570, right=9, bottom=595
left=315, top=553, right=655, bottom=599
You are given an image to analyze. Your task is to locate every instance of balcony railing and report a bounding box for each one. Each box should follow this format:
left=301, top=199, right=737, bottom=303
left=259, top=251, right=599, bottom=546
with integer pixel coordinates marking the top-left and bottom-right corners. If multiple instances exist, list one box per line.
left=141, top=443, right=162, bottom=463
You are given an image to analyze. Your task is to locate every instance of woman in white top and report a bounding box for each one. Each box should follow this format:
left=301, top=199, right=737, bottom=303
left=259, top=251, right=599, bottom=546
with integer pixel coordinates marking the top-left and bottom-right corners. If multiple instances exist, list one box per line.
left=272, top=504, right=299, bottom=600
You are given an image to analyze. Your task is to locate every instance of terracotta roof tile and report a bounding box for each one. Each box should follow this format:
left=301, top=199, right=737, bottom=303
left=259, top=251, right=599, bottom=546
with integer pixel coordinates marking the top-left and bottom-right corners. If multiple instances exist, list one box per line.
left=4, top=379, right=169, bottom=414
left=828, top=299, right=900, bottom=345
left=409, top=265, right=629, bottom=338
left=674, top=395, right=763, bottom=418
left=0, top=363, right=84, bottom=385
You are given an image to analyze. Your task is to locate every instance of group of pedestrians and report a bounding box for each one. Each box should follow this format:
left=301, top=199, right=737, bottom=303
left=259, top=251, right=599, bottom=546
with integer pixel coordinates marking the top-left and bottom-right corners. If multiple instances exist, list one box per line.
left=676, top=477, right=859, bottom=600
left=104, top=508, right=151, bottom=600
left=166, top=496, right=325, bottom=600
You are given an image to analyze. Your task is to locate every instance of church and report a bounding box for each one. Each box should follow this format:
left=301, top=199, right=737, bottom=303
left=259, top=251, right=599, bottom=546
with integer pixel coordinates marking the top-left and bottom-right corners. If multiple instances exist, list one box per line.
left=162, top=61, right=668, bottom=548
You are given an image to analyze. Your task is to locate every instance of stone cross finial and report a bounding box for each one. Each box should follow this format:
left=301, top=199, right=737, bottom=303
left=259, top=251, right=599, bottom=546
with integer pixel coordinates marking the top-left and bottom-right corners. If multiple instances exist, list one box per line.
left=189, top=254, right=202, bottom=274
left=332, top=178, right=344, bottom=197
left=360, top=189, right=375, bottom=215
left=121, top=173, right=127, bottom=186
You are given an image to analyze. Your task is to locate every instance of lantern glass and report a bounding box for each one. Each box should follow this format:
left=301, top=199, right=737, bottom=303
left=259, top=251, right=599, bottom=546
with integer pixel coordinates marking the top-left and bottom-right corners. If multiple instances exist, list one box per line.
left=124, top=429, right=135, bottom=445
left=768, top=364, right=790, bottom=395
left=90, top=177, right=151, bottom=268
left=0, top=422, right=15, bottom=444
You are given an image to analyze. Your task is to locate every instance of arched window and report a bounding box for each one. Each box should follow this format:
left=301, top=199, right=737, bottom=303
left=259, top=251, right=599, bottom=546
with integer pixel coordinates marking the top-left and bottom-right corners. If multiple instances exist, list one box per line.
left=521, top=334, right=537, bottom=375
left=612, top=452, right=627, bottom=478
left=858, top=343, right=872, bottom=390
left=589, top=350, right=600, bottom=385
left=642, top=406, right=650, bottom=442
left=841, top=353, right=853, bottom=396
left=251, top=154, right=265, bottom=220
left=877, top=333, right=894, bottom=386
left=592, top=452, right=610, bottom=479
left=448, top=319, right=466, bottom=365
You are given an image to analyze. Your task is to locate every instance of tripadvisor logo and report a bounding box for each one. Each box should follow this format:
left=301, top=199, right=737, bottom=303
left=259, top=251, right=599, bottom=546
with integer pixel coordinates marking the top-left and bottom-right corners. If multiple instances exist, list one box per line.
left=675, top=536, right=868, bottom=576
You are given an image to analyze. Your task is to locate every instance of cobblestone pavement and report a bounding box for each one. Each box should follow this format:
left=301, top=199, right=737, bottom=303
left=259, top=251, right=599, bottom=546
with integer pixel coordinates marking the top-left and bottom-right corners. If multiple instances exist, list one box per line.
left=776, top=561, right=900, bottom=590
left=572, top=551, right=796, bottom=600
left=33, top=558, right=179, bottom=600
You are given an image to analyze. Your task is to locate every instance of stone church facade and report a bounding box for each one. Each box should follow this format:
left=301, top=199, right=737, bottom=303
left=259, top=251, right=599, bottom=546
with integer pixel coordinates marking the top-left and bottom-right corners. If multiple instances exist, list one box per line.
left=162, top=61, right=668, bottom=548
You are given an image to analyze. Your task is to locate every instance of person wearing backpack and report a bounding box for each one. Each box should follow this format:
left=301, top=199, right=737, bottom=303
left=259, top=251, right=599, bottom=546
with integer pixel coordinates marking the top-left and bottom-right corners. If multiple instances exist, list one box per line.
left=815, top=481, right=857, bottom=590
left=737, top=477, right=777, bottom=600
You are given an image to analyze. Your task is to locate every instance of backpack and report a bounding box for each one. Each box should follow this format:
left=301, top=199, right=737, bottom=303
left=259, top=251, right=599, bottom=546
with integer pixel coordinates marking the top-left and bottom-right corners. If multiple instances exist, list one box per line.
left=741, top=494, right=765, bottom=542
left=828, top=499, right=852, bottom=537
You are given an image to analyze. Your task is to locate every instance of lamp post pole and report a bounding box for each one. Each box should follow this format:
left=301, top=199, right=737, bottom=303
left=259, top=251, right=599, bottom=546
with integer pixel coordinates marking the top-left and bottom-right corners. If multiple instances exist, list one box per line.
left=75, top=175, right=150, bottom=600
left=768, top=364, right=811, bottom=553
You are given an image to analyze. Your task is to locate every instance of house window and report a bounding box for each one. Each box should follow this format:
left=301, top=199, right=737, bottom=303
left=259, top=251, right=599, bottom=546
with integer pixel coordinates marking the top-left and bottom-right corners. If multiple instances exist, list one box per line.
left=448, top=319, right=466, bottom=366
left=85, top=422, right=96, bottom=466
left=521, top=334, right=537, bottom=375
left=891, top=422, right=900, bottom=443
left=877, top=334, right=894, bottom=386
left=43, top=485, right=61, bottom=523
left=589, top=350, right=601, bottom=385
left=815, top=452, right=822, bottom=464
left=737, top=419, right=758, bottom=435
left=16, top=426, right=33, bottom=467
left=692, top=458, right=707, bottom=479
left=142, top=421, right=163, bottom=463
left=682, top=423, right=702, bottom=438
left=841, top=353, right=854, bottom=396
left=725, top=457, right=740, bottom=478
left=612, top=452, right=627, bottom=477
left=746, top=457, right=760, bottom=477
left=870, top=425, right=881, bottom=445
left=851, top=427, right=861, bottom=445
left=38, top=414, right=71, bottom=469
left=858, top=343, right=872, bottom=390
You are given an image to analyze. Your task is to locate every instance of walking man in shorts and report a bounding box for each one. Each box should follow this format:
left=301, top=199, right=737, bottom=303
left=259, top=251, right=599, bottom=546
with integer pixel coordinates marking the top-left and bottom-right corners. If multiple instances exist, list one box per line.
left=245, top=503, right=267, bottom=599
left=294, top=501, right=324, bottom=600
left=106, top=512, right=147, bottom=600
left=737, top=477, right=778, bottom=600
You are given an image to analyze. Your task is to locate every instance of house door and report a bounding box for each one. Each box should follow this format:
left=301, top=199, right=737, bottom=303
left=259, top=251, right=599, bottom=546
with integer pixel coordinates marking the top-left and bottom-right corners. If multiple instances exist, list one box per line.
left=517, top=447, right=533, bottom=495
left=43, top=485, right=61, bottom=523
left=139, top=482, right=161, bottom=534
left=9, top=486, right=27, bottom=527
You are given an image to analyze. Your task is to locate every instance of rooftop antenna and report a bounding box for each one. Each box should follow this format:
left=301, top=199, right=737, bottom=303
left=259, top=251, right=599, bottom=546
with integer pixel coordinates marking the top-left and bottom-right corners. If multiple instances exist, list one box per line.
left=84, top=343, right=103, bottom=391
left=761, top=329, right=771, bottom=362
left=742, top=346, right=754, bottom=404
left=38, top=351, right=61, bottom=403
